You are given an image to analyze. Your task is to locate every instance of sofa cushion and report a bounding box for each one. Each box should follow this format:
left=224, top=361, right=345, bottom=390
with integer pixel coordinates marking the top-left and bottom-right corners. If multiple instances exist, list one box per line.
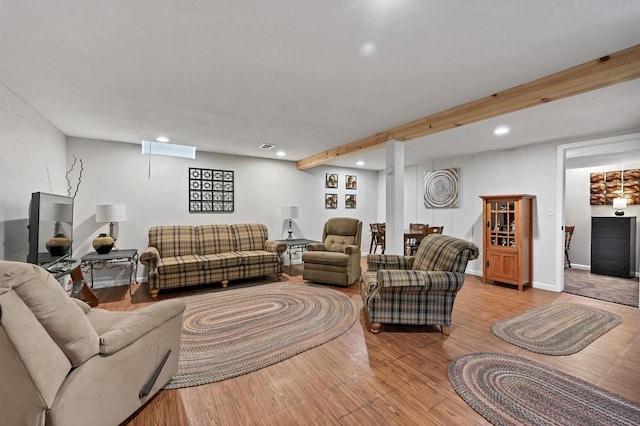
left=0, top=261, right=99, bottom=367
left=232, top=223, right=268, bottom=251
left=234, top=250, right=281, bottom=266
left=157, top=255, right=202, bottom=275
left=200, top=252, right=244, bottom=269
left=149, top=226, right=198, bottom=257
left=197, top=225, right=234, bottom=255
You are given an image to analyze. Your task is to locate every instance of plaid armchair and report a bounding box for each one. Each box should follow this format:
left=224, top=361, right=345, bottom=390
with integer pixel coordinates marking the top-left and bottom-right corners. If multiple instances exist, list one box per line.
left=360, top=234, right=479, bottom=335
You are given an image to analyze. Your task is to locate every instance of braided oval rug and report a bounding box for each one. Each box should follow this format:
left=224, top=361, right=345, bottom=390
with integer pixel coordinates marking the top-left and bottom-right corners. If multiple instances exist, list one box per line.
left=491, top=303, right=622, bottom=355
left=165, top=283, right=357, bottom=389
left=448, top=352, right=640, bottom=426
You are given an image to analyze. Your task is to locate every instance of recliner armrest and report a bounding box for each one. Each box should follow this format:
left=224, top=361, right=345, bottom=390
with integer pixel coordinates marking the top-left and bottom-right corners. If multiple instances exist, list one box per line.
left=344, top=244, right=360, bottom=255
left=140, top=247, right=160, bottom=269
left=377, top=270, right=465, bottom=291
left=367, top=254, right=413, bottom=271
left=306, top=243, right=326, bottom=251
left=99, top=299, right=185, bottom=355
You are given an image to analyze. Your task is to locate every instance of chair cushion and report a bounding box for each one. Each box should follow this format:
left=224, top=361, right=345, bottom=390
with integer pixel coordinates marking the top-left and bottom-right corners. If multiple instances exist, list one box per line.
left=233, top=250, right=280, bottom=266
left=412, top=234, right=479, bottom=273
left=200, top=252, right=244, bottom=269
left=0, top=261, right=99, bottom=367
left=303, top=251, right=351, bottom=267
left=323, top=235, right=355, bottom=253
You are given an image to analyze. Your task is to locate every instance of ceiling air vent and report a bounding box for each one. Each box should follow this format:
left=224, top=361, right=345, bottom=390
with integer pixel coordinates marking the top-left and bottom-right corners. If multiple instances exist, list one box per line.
left=258, top=143, right=276, bottom=150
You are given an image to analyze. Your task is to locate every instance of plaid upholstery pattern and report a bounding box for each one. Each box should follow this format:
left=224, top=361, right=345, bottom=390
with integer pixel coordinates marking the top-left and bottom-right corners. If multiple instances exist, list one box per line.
left=360, top=235, right=478, bottom=329
left=232, top=223, right=268, bottom=251
left=412, top=234, right=479, bottom=273
left=197, top=225, right=234, bottom=254
left=142, top=224, right=284, bottom=292
left=148, top=226, right=198, bottom=257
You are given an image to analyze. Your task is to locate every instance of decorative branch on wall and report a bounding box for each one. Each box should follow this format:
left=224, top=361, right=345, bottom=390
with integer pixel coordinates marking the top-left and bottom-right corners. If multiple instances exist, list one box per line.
left=424, top=168, right=459, bottom=208
left=189, top=168, right=234, bottom=213
left=589, top=169, right=639, bottom=205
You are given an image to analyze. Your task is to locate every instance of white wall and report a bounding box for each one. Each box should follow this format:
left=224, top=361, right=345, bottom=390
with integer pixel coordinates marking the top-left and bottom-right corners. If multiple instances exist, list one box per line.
left=396, top=142, right=560, bottom=291
left=565, top=164, right=640, bottom=270
left=0, top=83, right=67, bottom=261
left=66, top=137, right=379, bottom=287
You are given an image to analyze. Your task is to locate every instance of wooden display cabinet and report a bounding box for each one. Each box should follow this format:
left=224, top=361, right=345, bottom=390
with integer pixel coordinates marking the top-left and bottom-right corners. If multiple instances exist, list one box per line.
left=480, top=194, right=535, bottom=291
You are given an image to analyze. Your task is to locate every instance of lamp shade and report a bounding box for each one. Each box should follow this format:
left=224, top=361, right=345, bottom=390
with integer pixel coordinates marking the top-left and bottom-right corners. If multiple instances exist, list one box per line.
left=96, top=204, right=127, bottom=222
left=613, top=198, right=627, bottom=209
left=281, top=206, right=299, bottom=219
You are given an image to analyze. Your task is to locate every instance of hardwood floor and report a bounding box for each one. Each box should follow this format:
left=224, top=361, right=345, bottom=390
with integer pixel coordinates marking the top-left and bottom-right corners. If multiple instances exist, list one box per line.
left=94, top=262, right=640, bottom=426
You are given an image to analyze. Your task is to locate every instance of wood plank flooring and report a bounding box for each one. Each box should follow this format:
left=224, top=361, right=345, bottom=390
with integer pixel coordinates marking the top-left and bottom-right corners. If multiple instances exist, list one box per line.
left=93, top=262, right=640, bottom=426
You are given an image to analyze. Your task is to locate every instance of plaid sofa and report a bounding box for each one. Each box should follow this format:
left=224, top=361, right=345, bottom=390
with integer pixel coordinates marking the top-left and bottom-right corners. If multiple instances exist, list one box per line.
left=360, top=233, right=479, bottom=335
left=140, top=224, right=285, bottom=297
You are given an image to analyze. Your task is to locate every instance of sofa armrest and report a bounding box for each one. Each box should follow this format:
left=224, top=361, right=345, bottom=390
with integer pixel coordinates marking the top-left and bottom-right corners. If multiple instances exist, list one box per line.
left=344, top=244, right=360, bottom=255
left=377, top=270, right=465, bottom=291
left=367, top=254, right=413, bottom=271
left=140, top=247, right=160, bottom=269
left=99, top=299, right=185, bottom=355
left=306, top=243, right=325, bottom=251
left=264, top=239, right=286, bottom=255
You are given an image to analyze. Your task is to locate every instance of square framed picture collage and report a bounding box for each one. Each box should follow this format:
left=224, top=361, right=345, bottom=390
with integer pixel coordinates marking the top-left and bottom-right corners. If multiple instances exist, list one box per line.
left=325, top=173, right=357, bottom=209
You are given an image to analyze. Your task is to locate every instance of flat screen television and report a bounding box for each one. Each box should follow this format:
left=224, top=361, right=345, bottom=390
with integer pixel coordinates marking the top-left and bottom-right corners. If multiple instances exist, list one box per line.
left=27, top=192, right=74, bottom=269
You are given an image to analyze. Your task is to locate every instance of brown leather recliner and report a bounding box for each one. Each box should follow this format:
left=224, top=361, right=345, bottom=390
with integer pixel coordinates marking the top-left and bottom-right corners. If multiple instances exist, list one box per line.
left=0, top=261, right=185, bottom=426
left=302, top=217, right=362, bottom=287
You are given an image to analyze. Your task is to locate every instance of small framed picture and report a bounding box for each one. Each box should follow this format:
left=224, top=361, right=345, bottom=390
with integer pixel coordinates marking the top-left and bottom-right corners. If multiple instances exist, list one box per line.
left=325, top=193, right=338, bottom=209
left=325, top=173, right=338, bottom=188
left=346, top=175, right=357, bottom=190
left=345, top=194, right=356, bottom=209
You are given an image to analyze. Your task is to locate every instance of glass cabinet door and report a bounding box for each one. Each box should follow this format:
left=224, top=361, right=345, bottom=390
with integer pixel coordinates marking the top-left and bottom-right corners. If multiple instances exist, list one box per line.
left=489, top=201, right=516, bottom=248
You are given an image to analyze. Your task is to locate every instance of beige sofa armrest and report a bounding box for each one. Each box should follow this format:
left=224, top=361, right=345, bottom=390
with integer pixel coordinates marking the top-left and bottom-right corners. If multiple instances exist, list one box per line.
left=140, top=247, right=160, bottom=269
left=367, top=254, right=414, bottom=272
left=264, top=239, right=286, bottom=255
left=344, top=244, right=360, bottom=255
left=306, top=243, right=325, bottom=251
left=99, top=299, right=185, bottom=355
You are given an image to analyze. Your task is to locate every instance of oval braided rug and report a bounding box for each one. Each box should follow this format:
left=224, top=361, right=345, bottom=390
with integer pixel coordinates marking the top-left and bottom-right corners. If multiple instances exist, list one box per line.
left=164, top=283, right=357, bottom=389
left=448, top=352, right=640, bottom=426
left=491, top=303, right=622, bottom=355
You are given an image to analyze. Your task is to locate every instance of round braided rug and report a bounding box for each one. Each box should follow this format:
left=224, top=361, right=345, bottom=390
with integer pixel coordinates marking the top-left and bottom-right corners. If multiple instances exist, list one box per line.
left=165, top=283, right=357, bottom=389
left=448, top=352, right=640, bottom=426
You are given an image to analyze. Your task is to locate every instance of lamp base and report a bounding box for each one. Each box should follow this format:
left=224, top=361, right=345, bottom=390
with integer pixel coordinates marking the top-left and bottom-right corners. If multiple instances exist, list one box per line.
left=614, top=209, right=625, bottom=216
left=286, top=229, right=294, bottom=240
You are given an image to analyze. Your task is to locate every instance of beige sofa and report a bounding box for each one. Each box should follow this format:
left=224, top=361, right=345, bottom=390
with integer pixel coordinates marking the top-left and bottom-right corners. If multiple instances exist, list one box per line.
left=140, top=223, right=285, bottom=297
left=0, top=261, right=185, bottom=426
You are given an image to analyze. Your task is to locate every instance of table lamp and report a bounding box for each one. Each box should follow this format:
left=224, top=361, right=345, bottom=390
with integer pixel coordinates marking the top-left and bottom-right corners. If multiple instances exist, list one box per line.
left=613, top=198, right=627, bottom=216
left=96, top=203, right=127, bottom=245
left=282, top=206, right=299, bottom=240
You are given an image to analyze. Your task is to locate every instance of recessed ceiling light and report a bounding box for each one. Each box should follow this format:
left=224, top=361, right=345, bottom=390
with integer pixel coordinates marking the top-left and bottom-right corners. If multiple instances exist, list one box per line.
left=276, top=151, right=286, bottom=157
left=494, top=126, right=510, bottom=135
left=359, top=41, right=377, bottom=57
left=356, top=161, right=365, bottom=166
left=156, top=136, right=170, bottom=143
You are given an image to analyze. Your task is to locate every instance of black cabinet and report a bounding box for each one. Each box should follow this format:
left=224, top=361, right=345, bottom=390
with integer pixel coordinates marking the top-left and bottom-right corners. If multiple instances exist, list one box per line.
left=591, top=217, right=636, bottom=278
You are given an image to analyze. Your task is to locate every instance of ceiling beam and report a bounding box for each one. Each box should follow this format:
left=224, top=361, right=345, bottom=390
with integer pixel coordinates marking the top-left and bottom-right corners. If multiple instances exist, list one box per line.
left=296, top=43, right=640, bottom=170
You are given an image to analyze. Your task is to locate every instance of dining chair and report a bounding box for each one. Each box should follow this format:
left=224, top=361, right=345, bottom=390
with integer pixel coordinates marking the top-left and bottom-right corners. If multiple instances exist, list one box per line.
left=564, top=226, right=575, bottom=268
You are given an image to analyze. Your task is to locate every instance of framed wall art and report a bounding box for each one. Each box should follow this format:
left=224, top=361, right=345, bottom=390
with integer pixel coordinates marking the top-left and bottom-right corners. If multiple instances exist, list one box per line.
left=346, top=175, right=357, bottom=190
left=424, top=168, right=459, bottom=208
left=189, top=167, right=234, bottom=213
left=590, top=169, right=640, bottom=205
left=325, top=173, right=338, bottom=188
left=325, top=193, right=338, bottom=209
left=345, top=194, right=356, bottom=209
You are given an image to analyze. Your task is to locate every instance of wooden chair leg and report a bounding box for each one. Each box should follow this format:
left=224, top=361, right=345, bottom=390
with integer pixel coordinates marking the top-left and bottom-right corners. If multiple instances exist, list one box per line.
left=441, top=325, right=450, bottom=336
left=370, top=323, right=381, bottom=334
left=221, top=280, right=229, bottom=288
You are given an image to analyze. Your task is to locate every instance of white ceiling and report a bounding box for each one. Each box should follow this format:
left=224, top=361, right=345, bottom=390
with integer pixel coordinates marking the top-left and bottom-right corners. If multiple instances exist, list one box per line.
left=1, top=1, right=640, bottom=170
